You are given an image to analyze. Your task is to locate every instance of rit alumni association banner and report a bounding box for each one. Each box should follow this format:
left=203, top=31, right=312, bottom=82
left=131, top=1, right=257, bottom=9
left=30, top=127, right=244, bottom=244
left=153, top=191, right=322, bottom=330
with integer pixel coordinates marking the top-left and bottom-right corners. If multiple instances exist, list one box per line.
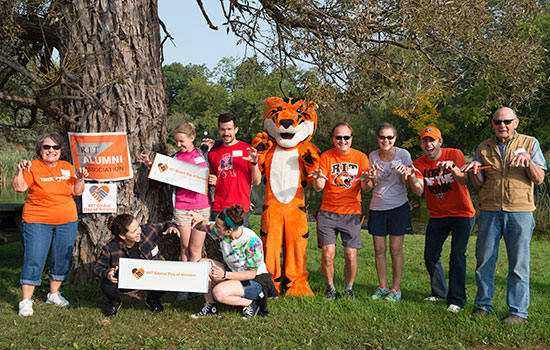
left=68, top=132, right=133, bottom=181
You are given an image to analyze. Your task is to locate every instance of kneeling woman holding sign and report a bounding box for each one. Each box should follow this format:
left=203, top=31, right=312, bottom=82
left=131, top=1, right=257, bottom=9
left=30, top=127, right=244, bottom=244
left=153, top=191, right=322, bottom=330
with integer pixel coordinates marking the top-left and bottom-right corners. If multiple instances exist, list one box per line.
left=93, top=214, right=179, bottom=317
left=189, top=205, right=278, bottom=319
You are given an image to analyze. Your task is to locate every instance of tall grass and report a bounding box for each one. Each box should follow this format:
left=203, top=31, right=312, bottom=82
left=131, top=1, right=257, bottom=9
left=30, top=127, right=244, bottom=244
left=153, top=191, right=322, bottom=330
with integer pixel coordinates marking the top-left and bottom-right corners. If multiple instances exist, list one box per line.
left=0, top=147, right=34, bottom=202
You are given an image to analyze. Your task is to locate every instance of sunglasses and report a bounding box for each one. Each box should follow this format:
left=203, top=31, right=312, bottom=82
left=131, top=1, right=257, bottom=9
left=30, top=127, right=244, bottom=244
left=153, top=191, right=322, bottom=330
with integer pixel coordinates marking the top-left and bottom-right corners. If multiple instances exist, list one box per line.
left=492, top=119, right=516, bottom=125
left=334, top=135, right=352, bottom=141
left=378, top=135, right=395, bottom=140
left=42, top=145, right=61, bottom=150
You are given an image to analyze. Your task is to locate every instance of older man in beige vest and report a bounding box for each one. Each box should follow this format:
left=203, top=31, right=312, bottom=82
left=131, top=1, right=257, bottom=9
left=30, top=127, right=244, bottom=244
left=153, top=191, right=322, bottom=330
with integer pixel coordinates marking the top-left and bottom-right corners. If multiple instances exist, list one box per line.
left=464, top=107, right=546, bottom=324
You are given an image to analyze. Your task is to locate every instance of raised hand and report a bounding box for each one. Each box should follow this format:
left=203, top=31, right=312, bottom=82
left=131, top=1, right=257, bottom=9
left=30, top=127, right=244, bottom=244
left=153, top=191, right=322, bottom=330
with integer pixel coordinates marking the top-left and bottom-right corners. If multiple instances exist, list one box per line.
left=509, top=151, right=531, bottom=168
left=309, top=169, right=328, bottom=181
left=244, top=147, right=260, bottom=165
left=75, top=167, right=88, bottom=179
left=138, top=153, right=153, bottom=168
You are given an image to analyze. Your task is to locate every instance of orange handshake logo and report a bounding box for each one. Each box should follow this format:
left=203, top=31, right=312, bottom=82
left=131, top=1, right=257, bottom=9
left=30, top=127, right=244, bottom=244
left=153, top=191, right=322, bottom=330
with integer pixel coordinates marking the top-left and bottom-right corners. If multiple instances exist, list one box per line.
left=158, top=163, right=168, bottom=173
left=132, top=268, right=145, bottom=279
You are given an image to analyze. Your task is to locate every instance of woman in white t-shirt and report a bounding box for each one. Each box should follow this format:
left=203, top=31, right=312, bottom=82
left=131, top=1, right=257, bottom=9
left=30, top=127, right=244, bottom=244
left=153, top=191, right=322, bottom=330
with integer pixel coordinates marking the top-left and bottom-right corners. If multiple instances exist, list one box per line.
left=187, top=205, right=276, bottom=319
left=367, top=123, right=413, bottom=303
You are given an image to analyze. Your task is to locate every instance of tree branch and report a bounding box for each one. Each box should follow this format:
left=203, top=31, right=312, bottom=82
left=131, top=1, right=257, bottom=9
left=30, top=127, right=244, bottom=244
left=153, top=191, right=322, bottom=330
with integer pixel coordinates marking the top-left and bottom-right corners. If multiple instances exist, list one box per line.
left=196, top=0, right=218, bottom=30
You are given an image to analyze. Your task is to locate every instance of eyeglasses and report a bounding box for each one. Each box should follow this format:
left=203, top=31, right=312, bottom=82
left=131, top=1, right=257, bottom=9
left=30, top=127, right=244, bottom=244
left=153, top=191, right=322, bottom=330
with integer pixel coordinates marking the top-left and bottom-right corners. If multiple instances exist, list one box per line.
left=492, top=119, right=516, bottom=125
left=378, top=135, right=395, bottom=140
left=334, top=135, right=352, bottom=141
left=42, top=145, right=61, bottom=150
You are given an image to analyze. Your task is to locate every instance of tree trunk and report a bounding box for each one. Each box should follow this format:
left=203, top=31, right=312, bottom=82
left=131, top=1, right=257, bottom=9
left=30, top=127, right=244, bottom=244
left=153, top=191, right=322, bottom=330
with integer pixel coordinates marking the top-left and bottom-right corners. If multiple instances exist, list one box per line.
left=58, top=0, right=176, bottom=286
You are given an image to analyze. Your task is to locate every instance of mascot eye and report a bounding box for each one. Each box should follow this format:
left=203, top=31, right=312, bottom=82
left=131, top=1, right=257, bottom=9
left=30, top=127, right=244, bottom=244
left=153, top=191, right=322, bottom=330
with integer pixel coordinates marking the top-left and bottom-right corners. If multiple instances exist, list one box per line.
left=297, top=107, right=302, bottom=113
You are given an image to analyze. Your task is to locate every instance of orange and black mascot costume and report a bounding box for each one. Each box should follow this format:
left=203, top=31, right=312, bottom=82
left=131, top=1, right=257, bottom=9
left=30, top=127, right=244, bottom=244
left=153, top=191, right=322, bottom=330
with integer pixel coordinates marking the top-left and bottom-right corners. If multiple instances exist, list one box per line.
left=252, top=97, right=320, bottom=296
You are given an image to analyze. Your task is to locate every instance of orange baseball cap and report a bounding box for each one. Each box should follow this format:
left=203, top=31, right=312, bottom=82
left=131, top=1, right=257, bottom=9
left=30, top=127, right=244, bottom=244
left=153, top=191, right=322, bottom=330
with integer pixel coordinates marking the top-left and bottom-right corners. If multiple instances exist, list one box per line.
left=420, top=126, right=442, bottom=140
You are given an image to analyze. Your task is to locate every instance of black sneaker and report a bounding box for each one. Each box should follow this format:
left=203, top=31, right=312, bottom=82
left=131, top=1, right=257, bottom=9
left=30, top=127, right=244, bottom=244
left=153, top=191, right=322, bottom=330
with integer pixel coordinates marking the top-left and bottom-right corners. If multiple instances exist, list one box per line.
left=242, top=300, right=260, bottom=319
left=326, top=286, right=337, bottom=302
left=104, top=300, right=122, bottom=317
left=344, top=289, right=355, bottom=300
left=145, top=299, right=164, bottom=312
left=191, top=302, right=218, bottom=318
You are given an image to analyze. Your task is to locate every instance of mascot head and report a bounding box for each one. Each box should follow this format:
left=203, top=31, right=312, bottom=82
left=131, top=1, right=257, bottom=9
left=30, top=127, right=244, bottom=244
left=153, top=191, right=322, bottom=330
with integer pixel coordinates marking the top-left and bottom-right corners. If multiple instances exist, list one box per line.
left=263, top=97, right=318, bottom=149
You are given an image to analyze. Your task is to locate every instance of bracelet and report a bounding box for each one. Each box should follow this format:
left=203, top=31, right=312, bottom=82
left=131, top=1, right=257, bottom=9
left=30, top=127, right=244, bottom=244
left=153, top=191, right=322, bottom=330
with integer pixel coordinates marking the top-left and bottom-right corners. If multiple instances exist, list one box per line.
left=223, top=270, right=227, bottom=279
left=251, top=161, right=258, bottom=166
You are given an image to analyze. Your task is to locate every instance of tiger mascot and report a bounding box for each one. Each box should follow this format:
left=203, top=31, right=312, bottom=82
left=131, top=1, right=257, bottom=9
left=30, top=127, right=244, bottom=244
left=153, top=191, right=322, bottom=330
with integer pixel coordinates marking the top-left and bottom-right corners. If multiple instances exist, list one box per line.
left=252, top=97, right=320, bottom=296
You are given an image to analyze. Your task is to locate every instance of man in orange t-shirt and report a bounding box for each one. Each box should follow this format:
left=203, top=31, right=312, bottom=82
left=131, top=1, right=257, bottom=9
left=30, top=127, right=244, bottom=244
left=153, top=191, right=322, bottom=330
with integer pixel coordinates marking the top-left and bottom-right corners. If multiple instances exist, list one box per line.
left=407, top=126, right=475, bottom=313
left=311, top=122, right=371, bottom=301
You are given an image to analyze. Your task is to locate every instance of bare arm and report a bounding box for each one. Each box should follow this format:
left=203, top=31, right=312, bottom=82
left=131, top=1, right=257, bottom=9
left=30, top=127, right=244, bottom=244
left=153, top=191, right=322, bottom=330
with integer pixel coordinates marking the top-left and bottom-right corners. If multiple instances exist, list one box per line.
left=245, top=147, right=262, bottom=185
left=462, top=161, right=484, bottom=188
left=310, top=169, right=328, bottom=192
left=12, top=160, right=31, bottom=192
left=406, top=165, right=424, bottom=196
left=72, top=167, right=88, bottom=196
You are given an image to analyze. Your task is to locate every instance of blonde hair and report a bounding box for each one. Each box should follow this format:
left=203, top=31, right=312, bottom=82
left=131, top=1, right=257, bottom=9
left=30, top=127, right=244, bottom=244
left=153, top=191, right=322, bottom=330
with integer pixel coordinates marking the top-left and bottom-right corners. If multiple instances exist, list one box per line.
left=174, top=122, right=196, bottom=137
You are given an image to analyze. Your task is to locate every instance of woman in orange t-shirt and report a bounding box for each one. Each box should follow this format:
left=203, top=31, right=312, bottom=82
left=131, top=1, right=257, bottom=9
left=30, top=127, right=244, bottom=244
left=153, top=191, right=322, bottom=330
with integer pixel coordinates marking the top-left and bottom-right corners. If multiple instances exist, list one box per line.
left=12, top=132, right=87, bottom=317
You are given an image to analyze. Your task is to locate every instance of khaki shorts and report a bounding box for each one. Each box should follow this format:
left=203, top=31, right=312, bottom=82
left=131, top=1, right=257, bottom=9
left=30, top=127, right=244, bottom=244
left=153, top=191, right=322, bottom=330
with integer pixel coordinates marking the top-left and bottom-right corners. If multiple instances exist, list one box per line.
left=173, top=207, right=211, bottom=227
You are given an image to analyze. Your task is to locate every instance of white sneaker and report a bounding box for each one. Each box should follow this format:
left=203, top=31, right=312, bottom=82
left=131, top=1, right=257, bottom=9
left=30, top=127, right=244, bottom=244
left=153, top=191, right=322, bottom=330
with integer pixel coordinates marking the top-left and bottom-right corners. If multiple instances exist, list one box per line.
left=447, top=304, right=462, bottom=313
left=18, top=299, right=33, bottom=316
left=46, top=292, right=69, bottom=307
left=423, top=295, right=441, bottom=302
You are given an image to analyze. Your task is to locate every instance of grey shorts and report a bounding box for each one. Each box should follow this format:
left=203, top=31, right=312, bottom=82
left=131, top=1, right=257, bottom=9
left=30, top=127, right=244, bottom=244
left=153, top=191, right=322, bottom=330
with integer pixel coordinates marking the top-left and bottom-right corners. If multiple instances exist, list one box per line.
left=316, top=210, right=362, bottom=249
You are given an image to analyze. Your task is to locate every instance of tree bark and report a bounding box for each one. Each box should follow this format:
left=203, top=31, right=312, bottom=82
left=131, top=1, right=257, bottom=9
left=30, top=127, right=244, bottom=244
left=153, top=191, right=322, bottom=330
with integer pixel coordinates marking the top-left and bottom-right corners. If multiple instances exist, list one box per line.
left=58, top=0, right=176, bottom=286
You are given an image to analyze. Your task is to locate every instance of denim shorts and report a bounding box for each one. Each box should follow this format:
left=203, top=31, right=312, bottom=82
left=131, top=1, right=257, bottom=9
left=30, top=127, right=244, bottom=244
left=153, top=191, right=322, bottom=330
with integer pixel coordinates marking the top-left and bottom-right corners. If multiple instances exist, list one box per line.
left=367, top=202, right=413, bottom=236
left=241, top=279, right=262, bottom=300
left=20, top=221, right=78, bottom=286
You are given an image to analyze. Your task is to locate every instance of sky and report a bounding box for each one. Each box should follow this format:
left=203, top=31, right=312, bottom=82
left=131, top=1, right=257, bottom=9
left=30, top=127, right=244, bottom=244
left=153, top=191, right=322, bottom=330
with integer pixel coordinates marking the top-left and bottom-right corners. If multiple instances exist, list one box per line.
left=158, top=1, right=248, bottom=68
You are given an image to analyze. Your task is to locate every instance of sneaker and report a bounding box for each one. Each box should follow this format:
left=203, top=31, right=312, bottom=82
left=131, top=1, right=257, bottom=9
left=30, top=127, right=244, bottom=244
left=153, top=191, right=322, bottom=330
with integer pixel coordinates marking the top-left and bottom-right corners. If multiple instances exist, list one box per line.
left=384, top=288, right=402, bottom=303
left=472, top=307, right=491, bottom=318
left=103, top=300, right=122, bottom=317
left=242, top=300, right=260, bottom=319
left=371, top=286, right=389, bottom=300
left=46, top=292, right=69, bottom=307
left=343, top=289, right=355, bottom=300
left=18, top=299, right=33, bottom=317
left=145, top=299, right=164, bottom=312
left=447, top=304, right=462, bottom=313
left=501, top=314, right=527, bottom=325
left=423, top=295, right=441, bottom=302
left=191, top=302, right=218, bottom=318
left=325, top=286, right=337, bottom=302
left=175, top=292, right=189, bottom=302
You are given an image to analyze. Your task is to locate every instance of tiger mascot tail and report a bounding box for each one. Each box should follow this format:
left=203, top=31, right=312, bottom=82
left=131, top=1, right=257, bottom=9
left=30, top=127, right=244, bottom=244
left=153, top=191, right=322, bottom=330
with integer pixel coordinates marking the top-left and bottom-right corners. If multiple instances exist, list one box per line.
left=252, top=97, right=320, bottom=296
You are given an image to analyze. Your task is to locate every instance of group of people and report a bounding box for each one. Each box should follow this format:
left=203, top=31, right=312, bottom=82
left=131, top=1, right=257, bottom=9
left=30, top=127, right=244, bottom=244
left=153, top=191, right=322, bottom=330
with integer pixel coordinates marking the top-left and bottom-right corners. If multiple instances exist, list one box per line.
left=310, top=107, right=545, bottom=326
left=13, top=107, right=546, bottom=325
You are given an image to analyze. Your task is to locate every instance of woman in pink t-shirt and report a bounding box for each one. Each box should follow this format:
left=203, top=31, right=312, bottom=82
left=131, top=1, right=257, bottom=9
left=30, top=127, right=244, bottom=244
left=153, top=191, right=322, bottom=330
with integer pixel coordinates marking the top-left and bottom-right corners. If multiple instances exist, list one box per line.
left=140, top=123, right=210, bottom=299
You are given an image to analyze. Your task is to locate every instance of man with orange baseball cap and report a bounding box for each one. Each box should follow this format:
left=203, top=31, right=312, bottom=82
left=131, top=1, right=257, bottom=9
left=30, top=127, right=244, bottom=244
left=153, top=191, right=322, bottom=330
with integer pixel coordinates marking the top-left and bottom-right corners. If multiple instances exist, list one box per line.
left=407, top=126, right=475, bottom=313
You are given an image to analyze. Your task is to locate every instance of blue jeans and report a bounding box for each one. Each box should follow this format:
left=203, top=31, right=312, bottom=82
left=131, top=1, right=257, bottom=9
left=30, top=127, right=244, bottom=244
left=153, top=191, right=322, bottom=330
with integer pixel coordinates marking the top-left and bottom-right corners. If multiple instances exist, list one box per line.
left=474, top=211, right=534, bottom=318
left=20, top=221, right=78, bottom=286
left=424, top=216, right=474, bottom=308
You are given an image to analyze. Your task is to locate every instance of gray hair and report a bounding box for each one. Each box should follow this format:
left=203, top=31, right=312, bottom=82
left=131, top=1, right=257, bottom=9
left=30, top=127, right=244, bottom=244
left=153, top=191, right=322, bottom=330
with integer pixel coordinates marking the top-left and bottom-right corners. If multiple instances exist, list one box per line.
left=35, top=132, right=65, bottom=158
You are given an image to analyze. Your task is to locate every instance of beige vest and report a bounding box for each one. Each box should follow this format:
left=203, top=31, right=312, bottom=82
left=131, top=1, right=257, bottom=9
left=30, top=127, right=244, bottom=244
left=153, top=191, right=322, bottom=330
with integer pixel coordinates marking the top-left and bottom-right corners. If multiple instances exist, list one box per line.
left=477, top=133, right=535, bottom=212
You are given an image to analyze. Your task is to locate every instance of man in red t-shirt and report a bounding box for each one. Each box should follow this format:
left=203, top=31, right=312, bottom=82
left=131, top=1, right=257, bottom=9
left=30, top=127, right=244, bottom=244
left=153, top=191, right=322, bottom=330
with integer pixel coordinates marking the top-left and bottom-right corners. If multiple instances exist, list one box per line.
left=407, top=126, right=475, bottom=313
left=312, top=122, right=371, bottom=301
left=208, top=114, right=262, bottom=227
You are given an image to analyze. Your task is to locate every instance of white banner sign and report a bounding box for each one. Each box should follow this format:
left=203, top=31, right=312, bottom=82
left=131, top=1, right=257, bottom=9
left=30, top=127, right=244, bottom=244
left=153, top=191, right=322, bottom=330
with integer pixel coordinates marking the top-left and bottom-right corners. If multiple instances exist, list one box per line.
left=82, top=183, right=117, bottom=213
left=148, top=153, right=209, bottom=195
left=118, top=258, right=209, bottom=293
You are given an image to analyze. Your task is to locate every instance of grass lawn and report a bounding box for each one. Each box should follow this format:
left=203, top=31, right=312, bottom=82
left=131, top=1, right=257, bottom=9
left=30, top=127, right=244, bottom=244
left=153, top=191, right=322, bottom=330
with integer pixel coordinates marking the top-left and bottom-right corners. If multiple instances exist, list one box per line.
left=1, top=215, right=549, bottom=350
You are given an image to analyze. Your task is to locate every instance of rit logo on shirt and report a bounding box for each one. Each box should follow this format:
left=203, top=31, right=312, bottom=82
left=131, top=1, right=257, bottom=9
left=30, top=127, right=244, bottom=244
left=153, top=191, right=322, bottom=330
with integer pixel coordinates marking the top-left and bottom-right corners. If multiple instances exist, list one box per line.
left=331, top=163, right=358, bottom=189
